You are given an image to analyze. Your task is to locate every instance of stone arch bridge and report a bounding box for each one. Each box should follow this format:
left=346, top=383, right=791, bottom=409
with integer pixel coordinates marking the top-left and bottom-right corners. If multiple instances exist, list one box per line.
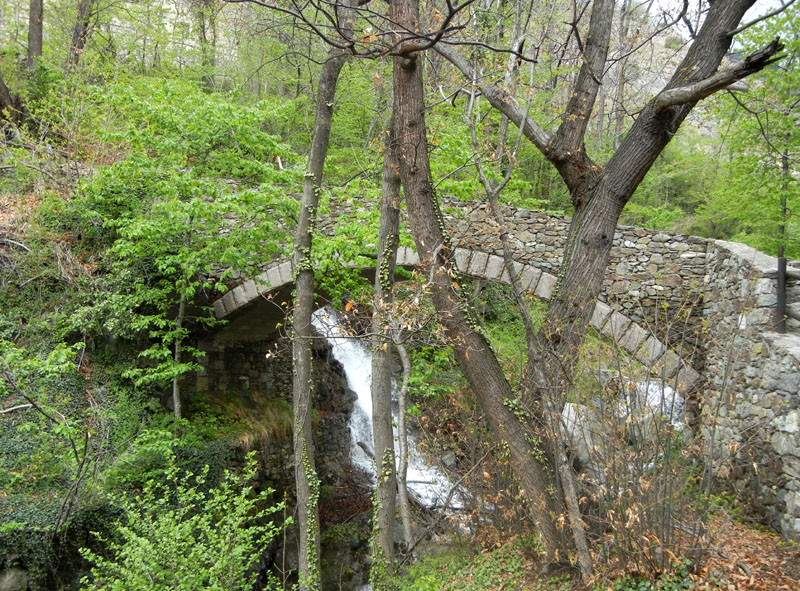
left=205, top=200, right=800, bottom=540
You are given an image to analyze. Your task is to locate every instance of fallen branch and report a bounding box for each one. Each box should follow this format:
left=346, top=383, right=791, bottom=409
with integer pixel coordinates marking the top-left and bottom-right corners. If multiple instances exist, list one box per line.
left=0, top=239, right=30, bottom=252
left=0, top=403, right=32, bottom=414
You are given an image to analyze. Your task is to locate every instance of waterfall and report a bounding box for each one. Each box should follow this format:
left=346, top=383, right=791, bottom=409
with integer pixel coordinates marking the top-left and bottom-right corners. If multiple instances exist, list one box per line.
left=311, top=307, right=460, bottom=509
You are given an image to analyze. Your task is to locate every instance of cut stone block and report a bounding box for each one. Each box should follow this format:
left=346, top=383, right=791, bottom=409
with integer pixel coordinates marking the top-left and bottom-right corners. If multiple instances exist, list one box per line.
left=674, top=366, right=701, bottom=391
left=655, top=350, right=682, bottom=379
left=520, top=265, right=542, bottom=292
left=454, top=248, right=470, bottom=272
left=232, top=286, right=251, bottom=309
left=500, top=261, right=523, bottom=285
left=278, top=260, right=294, bottom=284
left=397, top=246, right=420, bottom=266
left=213, top=298, right=228, bottom=319
left=220, top=291, right=237, bottom=315
left=484, top=255, right=506, bottom=281
left=603, top=311, right=632, bottom=342
left=241, top=279, right=258, bottom=302
left=255, top=271, right=273, bottom=295
left=266, top=265, right=283, bottom=287
left=618, top=322, right=649, bottom=354
left=590, top=301, right=612, bottom=330
left=636, top=335, right=667, bottom=366
left=468, top=251, right=489, bottom=276
left=534, top=273, right=557, bottom=299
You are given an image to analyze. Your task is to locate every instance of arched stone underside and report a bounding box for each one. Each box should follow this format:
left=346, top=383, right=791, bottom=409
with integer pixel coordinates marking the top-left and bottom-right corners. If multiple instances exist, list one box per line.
left=212, top=244, right=701, bottom=391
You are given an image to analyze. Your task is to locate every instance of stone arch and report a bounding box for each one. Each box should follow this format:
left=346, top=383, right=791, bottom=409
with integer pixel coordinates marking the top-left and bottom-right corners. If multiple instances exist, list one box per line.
left=212, top=245, right=700, bottom=390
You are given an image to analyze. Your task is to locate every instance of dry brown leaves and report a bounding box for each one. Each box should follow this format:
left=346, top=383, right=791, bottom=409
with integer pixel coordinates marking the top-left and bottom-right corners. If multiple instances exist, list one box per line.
left=692, top=518, right=800, bottom=590
left=0, top=191, right=40, bottom=229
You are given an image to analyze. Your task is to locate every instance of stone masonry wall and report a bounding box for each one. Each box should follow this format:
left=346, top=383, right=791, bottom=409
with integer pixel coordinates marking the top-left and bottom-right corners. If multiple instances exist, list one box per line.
left=442, top=201, right=709, bottom=366
left=701, top=240, right=800, bottom=540
left=193, top=337, right=359, bottom=490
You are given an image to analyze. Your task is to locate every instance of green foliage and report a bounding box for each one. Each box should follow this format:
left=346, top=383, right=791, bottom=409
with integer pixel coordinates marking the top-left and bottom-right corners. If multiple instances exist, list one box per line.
left=396, top=540, right=534, bottom=591
left=0, top=340, right=93, bottom=492
left=620, top=202, right=685, bottom=232
left=80, top=452, right=285, bottom=591
left=408, top=346, right=462, bottom=401
left=608, top=562, right=697, bottom=591
left=313, top=188, right=382, bottom=301
left=30, top=78, right=301, bottom=394
left=692, top=7, right=800, bottom=258
left=101, top=413, right=231, bottom=491
left=101, top=77, right=297, bottom=182
left=622, top=126, right=720, bottom=231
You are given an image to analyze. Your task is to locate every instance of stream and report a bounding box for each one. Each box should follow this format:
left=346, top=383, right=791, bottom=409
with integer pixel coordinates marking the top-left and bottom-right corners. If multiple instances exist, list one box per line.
left=311, top=307, right=461, bottom=509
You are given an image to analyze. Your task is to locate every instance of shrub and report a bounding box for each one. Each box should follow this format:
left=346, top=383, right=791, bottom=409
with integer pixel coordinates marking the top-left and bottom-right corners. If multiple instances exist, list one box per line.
left=80, top=452, right=286, bottom=591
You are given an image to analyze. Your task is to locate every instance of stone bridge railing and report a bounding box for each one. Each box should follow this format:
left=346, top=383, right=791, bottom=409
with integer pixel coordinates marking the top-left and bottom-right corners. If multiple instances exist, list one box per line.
left=214, top=199, right=797, bottom=357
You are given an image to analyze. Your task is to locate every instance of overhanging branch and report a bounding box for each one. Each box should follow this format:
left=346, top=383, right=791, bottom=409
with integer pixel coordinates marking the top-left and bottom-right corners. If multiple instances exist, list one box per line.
left=434, top=43, right=552, bottom=153
left=652, top=38, right=784, bottom=112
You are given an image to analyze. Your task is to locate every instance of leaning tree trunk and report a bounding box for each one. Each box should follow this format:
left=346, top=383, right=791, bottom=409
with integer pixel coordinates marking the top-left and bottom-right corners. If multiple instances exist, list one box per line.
left=0, top=72, right=17, bottom=119
left=390, top=0, right=568, bottom=565
left=292, top=3, right=355, bottom=589
left=369, top=117, right=402, bottom=587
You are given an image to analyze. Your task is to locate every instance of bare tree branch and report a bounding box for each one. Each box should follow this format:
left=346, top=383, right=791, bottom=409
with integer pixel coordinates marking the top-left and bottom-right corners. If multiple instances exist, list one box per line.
left=729, top=0, right=798, bottom=36
left=652, top=38, right=784, bottom=111
left=0, top=403, right=32, bottom=414
left=434, top=44, right=552, bottom=153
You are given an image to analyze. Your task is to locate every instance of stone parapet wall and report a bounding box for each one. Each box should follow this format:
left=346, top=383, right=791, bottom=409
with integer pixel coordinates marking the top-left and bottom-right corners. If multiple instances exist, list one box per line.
left=442, top=201, right=708, bottom=364
left=701, top=240, right=800, bottom=540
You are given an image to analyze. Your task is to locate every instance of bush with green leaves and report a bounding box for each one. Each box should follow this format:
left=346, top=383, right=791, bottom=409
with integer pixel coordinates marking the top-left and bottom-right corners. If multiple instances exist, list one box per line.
left=80, top=452, right=286, bottom=591
left=98, top=77, right=298, bottom=183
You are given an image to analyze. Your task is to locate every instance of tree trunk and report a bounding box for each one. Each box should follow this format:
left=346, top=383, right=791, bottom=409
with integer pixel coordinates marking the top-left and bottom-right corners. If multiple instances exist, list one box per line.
left=67, top=0, right=97, bottom=69
left=292, top=3, right=355, bottom=589
left=195, top=0, right=217, bottom=91
left=27, top=0, right=43, bottom=72
left=369, top=118, right=402, bottom=586
left=395, top=0, right=780, bottom=572
left=394, top=340, right=414, bottom=550
left=390, top=0, right=567, bottom=564
left=172, top=294, right=185, bottom=420
left=0, top=72, right=17, bottom=120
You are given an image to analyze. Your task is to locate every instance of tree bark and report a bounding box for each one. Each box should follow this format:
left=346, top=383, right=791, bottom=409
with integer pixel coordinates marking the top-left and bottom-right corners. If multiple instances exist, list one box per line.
left=391, top=0, right=567, bottom=564
left=194, top=0, right=217, bottom=91
left=415, top=0, right=783, bottom=572
left=369, top=117, right=401, bottom=584
left=0, top=72, right=17, bottom=119
left=292, top=3, right=355, bottom=589
left=68, top=0, right=97, bottom=69
left=394, top=339, right=414, bottom=550
left=27, top=0, right=43, bottom=72
left=172, top=294, right=185, bottom=420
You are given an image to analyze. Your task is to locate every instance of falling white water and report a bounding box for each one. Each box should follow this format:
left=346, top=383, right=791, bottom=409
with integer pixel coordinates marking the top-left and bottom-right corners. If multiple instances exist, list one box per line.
left=620, top=379, right=685, bottom=427
left=311, top=307, right=461, bottom=509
